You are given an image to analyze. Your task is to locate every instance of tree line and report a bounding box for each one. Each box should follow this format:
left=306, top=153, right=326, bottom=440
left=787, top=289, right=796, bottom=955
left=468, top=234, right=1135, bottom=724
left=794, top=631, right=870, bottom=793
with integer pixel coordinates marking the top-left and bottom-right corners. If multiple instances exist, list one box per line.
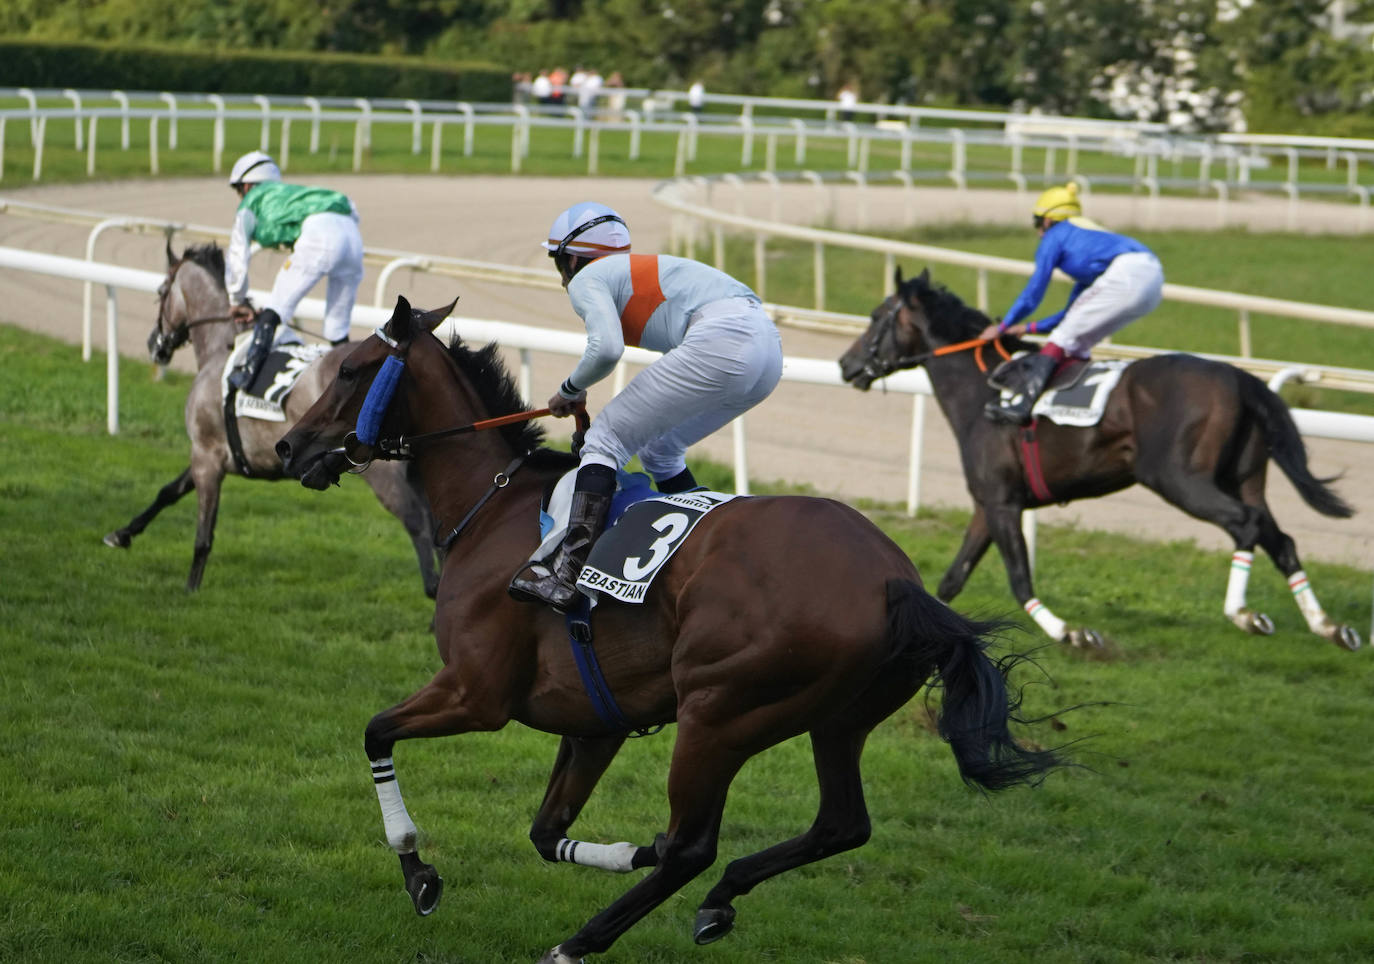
left=4, top=0, right=1373, bottom=133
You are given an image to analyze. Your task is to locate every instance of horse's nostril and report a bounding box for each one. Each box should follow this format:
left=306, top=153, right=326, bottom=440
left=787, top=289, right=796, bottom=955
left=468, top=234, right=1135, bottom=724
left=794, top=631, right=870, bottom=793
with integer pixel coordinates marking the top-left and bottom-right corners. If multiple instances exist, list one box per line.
left=274, top=439, right=292, bottom=465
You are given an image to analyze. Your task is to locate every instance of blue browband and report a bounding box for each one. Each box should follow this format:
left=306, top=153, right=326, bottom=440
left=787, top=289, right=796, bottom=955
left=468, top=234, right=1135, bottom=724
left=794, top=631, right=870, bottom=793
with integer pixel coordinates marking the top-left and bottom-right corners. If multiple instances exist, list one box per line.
left=355, top=354, right=405, bottom=445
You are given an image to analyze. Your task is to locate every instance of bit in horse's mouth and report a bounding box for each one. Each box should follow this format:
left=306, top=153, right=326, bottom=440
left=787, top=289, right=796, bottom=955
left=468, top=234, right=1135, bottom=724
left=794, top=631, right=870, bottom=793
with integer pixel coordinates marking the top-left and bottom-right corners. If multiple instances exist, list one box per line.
left=297, top=450, right=347, bottom=490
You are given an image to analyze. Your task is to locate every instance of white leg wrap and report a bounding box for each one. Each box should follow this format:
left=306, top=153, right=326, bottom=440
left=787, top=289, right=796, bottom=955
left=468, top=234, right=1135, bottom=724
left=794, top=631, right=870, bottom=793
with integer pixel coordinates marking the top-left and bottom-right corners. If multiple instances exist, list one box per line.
left=554, top=838, right=639, bottom=873
left=1224, top=551, right=1253, bottom=617
left=1288, top=570, right=1329, bottom=633
left=371, top=757, right=418, bottom=854
left=1024, top=597, right=1067, bottom=641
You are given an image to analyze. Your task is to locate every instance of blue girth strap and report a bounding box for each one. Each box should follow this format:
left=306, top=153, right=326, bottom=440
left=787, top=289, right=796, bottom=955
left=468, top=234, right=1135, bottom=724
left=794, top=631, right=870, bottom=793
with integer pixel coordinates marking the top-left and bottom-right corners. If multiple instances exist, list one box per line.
left=356, top=354, right=405, bottom=445
left=565, top=598, right=662, bottom=737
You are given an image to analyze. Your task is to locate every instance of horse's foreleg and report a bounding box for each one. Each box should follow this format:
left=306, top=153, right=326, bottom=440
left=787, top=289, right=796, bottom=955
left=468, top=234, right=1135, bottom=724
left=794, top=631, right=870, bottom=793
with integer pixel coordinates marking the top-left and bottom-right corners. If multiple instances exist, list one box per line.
left=937, top=506, right=992, bottom=602
left=103, top=468, right=194, bottom=549
left=186, top=466, right=225, bottom=592
left=985, top=506, right=1091, bottom=645
left=364, top=667, right=508, bottom=917
left=529, top=734, right=657, bottom=873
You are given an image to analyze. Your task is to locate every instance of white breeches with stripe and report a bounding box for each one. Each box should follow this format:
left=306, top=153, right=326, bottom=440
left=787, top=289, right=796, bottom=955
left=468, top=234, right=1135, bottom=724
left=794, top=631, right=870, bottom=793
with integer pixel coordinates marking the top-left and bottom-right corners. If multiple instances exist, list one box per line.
left=580, top=298, right=783, bottom=481
left=263, top=211, right=364, bottom=342
left=1047, top=251, right=1164, bottom=358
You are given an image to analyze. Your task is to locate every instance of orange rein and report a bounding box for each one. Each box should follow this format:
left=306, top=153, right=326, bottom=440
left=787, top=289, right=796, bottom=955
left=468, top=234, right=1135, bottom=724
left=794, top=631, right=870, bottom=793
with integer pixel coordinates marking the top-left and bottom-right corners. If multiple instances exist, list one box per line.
left=933, top=336, right=1013, bottom=373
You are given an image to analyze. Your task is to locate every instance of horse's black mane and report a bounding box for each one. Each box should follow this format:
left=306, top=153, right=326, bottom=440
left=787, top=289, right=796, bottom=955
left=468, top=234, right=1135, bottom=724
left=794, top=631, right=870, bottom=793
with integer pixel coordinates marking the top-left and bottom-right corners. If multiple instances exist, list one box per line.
left=445, top=338, right=576, bottom=469
left=903, top=274, right=1035, bottom=353
left=180, top=243, right=225, bottom=282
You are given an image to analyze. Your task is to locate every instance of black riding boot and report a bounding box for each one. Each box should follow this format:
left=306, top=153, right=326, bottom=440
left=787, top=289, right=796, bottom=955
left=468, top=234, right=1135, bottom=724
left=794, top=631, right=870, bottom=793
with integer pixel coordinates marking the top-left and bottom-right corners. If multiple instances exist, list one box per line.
left=984, top=351, right=1058, bottom=426
left=227, top=309, right=281, bottom=391
left=655, top=467, right=698, bottom=494
left=509, top=463, right=617, bottom=612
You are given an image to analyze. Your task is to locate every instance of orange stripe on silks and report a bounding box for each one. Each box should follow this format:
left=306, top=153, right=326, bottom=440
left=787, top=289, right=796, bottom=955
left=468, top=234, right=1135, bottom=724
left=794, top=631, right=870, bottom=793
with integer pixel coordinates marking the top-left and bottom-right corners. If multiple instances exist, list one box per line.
left=620, top=255, right=665, bottom=347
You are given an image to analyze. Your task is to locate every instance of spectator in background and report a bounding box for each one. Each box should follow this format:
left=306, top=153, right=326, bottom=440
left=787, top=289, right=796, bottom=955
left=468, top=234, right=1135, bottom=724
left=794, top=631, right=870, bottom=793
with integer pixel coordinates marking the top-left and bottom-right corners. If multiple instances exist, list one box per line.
left=578, top=68, right=603, bottom=114
left=687, top=80, right=705, bottom=115
left=837, top=82, right=859, bottom=123
left=549, top=66, right=569, bottom=104
left=569, top=66, right=588, bottom=99
left=604, top=71, right=627, bottom=121
left=511, top=72, right=531, bottom=105
left=531, top=70, right=554, bottom=106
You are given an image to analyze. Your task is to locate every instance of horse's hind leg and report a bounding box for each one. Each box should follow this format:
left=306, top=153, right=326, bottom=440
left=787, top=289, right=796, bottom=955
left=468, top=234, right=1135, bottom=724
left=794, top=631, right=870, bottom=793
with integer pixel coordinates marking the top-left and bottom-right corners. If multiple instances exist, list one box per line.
left=103, top=468, right=194, bottom=549
left=528, top=734, right=661, bottom=873
left=1244, top=481, right=1361, bottom=651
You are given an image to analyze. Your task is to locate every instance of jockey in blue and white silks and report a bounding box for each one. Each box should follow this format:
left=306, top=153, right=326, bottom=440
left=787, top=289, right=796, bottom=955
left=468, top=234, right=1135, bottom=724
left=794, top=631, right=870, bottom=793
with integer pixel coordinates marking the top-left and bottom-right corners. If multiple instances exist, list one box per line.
left=982, top=182, right=1164, bottom=425
left=508, top=201, right=783, bottom=612
left=223, top=151, right=364, bottom=390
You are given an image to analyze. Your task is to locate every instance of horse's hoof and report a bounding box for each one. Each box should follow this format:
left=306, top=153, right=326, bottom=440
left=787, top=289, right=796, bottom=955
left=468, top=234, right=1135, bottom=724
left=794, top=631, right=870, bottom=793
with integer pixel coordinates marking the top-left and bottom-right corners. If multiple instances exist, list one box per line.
left=403, top=861, right=443, bottom=916
left=537, top=945, right=583, bottom=964
left=694, top=904, right=736, bottom=945
left=1228, top=609, right=1274, bottom=636
left=1329, top=624, right=1362, bottom=652
left=1066, top=628, right=1103, bottom=649
left=103, top=531, right=130, bottom=549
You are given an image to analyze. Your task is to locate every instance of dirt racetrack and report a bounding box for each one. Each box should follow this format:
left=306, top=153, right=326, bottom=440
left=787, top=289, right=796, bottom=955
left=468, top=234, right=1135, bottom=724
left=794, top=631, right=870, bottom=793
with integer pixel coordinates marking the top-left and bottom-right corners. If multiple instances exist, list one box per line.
left=1, top=174, right=1370, bottom=590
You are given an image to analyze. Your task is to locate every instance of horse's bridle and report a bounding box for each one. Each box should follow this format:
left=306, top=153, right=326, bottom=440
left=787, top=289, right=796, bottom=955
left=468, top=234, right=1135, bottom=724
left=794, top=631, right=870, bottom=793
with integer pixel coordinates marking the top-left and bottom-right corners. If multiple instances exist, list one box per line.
left=857, top=291, right=1011, bottom=381
left=149, top=258, right=233, bottom=361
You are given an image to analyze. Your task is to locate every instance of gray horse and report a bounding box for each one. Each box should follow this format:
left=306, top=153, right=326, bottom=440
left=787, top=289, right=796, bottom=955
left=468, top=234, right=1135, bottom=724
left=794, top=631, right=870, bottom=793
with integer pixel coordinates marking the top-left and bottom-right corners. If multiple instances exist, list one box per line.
left=103, top=242, right=440, bottom=595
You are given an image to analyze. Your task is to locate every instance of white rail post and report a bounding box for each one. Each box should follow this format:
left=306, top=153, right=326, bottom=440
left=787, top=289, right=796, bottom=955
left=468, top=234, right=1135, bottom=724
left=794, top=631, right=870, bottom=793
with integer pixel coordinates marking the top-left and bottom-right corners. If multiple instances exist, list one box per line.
left=513, top=104, right=530, bottom=157
left=105, top=283, right=119, bottom=435
left=731, top=418, right=750, bottom=495
left=948, top=128, right=966, bottom=190
left=85, top=115, right=98, bottom=175
left=112, top=89, right=130, bottom=149
left=843, top=121, right=859, bottom=168
left=1211, top=179, right=1228, bottom=227
left=353, top=98, right=373, bottom=151
left=304, top=96, right=322, bottom=153
left=158, top=91, right=177, bottom=149
left=458, top=102, right=475, bottom=156
left=587, top=126, right=600, bottom=174
left=569, top=105, right=585, bottom=158
left=1238, top=308, right=1251, bottom=358
left=765, top=131, right=777, bottom=172
left=977, top=268, right=989, bottom=312
left=253, top=95, right=271, bottom=150
left=84, top=217, right=128, bottom=360
left=63, top=88, right=83, bottom=150
left=404, top=99, right=423, bottom=154
left=0, top=116, right=6, bottom=182
left=813, top=240, right=826, bottom=310
left=790, top=118, right=807, bottom=165
left=1351, top=185, right=1370, bottom=233
left=1283, top=181, right=1299, bottom=231
left=673, top=127, right=688, bottom=176
left=685, top=111, right=699, bottom=160
left=374, top=257, right=430, bottom=307
left=279, top=116, right=292, bottom=171
left=754, top=231, right=767, bottom=300
left=148, top=116, right=158, bottom=174
left=900, top=123, right=912, bottom=170
left=907, top=394, right=926, bottom=516
left=712, top=223, right=725, bottom=270
left=1342, top=151, right=1358, bottom=192
left=511, top=120, right=523, bottom=173
left=845, top=171, right=867, bottom=230
left=758, top=170, right=782, bottom=222
left=32, top=114, right=45, bottom=180
left=17, top=86, right=37, bottom=144
left=352, top=117, right=365, bottom=172
left=626, top=108, right=641, bottom=160
left=1044, top=145, right=1056, bottom=179
left=208, top=94, right=226, bottom=172
left=430, top=119, right=445, bottom=172
left=883, top=251, right=895, bottom=296
left=739, top=114, right=754, bottom=167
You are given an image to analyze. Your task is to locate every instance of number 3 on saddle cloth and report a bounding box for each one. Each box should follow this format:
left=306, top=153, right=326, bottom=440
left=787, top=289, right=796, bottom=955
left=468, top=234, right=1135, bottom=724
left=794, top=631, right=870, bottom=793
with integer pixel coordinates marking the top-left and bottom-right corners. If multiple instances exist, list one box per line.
left=529, top=469, right=737, bottom=609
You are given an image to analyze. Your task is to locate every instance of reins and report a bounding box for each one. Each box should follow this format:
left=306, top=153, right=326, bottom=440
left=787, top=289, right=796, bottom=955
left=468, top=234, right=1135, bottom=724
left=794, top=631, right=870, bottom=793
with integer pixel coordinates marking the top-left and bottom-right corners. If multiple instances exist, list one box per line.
left=892, top=335, right=1013, bottom=374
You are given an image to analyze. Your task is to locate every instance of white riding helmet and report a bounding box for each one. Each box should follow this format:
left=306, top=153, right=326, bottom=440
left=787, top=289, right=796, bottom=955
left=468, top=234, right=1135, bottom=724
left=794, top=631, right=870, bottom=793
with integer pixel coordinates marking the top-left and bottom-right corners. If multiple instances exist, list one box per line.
left=228, top=150, right=282, bottom=187
left=542, top=202, right=631, bottom=259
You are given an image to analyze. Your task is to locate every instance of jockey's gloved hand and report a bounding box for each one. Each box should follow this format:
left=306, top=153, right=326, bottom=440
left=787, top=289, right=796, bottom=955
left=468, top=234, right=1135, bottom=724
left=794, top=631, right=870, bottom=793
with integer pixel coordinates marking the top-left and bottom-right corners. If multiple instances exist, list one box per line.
left=230, top=303, right=256, bottom=325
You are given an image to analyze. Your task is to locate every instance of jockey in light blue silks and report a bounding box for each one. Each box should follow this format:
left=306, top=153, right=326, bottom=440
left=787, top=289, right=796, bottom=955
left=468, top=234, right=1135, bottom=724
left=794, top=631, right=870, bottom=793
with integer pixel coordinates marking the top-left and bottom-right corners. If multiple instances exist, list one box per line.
left=508, top=202, right=784, bottom=612
left=981, top=182, right=1165, bottom=425
left=223, top=151, right=364, bottom=390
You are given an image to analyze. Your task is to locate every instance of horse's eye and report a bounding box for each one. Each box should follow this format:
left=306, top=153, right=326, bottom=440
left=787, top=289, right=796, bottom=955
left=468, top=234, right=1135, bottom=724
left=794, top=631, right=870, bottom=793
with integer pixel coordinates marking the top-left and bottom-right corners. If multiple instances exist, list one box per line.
left=338, top=366, right=356, bottom=383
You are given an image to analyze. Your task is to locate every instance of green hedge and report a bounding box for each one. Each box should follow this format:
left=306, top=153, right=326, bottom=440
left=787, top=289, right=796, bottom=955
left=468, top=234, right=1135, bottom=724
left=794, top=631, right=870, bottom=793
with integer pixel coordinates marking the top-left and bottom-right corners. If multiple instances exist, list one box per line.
left=0, top=38, right=511, bottom=102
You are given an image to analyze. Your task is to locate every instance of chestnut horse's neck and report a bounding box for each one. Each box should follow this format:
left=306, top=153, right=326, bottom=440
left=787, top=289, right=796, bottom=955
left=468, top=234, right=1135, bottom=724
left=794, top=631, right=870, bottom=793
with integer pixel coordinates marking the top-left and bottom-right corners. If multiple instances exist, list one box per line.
left=402, top=332, right=548, bottom=548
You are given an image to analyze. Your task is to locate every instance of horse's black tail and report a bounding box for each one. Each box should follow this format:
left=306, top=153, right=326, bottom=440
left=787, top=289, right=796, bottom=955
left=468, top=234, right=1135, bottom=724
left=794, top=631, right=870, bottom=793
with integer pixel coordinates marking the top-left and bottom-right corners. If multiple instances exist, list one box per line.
left=1238, top=371, right=1353, bottom=518
left=886, top=580, right=1063, bottom=792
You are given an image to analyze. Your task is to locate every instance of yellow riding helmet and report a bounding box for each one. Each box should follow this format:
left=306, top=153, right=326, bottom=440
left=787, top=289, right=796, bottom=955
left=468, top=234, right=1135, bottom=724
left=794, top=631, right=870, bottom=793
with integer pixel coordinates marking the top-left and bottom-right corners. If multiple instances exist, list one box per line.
left=1032, top=183, right=1081, bottom=224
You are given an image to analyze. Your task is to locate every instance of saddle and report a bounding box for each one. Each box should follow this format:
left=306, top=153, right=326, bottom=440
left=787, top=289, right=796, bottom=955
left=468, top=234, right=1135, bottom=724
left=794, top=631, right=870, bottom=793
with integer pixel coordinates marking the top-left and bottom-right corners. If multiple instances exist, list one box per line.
left=222, top=336, right=329, bottom=422
left=988, top=353, right=1091, bottom=394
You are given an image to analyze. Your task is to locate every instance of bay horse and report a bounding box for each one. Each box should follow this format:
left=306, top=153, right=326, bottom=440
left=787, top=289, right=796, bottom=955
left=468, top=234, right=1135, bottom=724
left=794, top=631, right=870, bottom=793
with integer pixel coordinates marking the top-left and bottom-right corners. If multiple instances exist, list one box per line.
left=102, top=242, right=439, bottom=596
left=838, top=267, right=1360, bottom=652
left=275, top=295, right=1063, bottom=963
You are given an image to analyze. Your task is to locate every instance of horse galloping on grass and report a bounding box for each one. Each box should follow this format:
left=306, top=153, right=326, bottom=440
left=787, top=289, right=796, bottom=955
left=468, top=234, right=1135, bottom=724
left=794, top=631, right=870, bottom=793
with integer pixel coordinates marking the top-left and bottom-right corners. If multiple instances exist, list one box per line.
left=839, top=267, right=1360, bottom=652
left=103, top=242, right=440, bottom=596
left=275, top=295, right=1064, bottom=963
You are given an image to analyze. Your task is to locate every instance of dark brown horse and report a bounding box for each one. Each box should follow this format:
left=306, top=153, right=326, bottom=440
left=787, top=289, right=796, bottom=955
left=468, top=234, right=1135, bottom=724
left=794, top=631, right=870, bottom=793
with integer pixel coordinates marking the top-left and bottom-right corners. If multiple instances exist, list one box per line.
left=103, top=242, right=439, bottom=596
left=839, top=268, right=1360, bottom=651
left=275, top=295, right=1062, bottom=963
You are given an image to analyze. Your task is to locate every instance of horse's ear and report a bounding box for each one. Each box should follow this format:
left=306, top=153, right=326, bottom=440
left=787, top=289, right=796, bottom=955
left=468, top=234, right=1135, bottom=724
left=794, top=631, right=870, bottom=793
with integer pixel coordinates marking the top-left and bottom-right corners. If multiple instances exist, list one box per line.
left=918, top=267, right=930, bottom=286
left=414, top=296, right=459, bottom=333
left=384, top=294, right=414, bottom=343
left=166, top=238, right=178, bottom=268
left=893, top=265, right=904, bottom=291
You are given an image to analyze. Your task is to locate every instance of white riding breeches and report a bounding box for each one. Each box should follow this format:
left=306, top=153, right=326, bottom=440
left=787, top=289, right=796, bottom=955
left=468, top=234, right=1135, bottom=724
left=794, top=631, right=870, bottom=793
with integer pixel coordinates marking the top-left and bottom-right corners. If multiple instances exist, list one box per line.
left=263, top=211, right=364, bottom=342
left=1047, top=252, right=1164, bottom=358
left=580, top=298, right=783, bottom=480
